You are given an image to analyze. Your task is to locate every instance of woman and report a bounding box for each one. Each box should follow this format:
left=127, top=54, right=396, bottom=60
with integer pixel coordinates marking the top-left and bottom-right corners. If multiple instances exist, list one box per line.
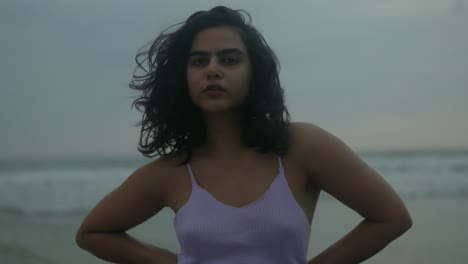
left=76, top=6, right=412, bottom=263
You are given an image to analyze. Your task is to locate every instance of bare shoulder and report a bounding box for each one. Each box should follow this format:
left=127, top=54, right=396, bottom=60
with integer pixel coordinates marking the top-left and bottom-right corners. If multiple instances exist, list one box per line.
left=288, top=121, right=412, bottom=225
left=129, top=157, right=174, bottom=200
left=131, top=152, right=187, bottom=202
left=77, top=154, right=182, bottom=234
left=288, top=120, right=371, bottom=182
left=288, top=121, right=341, bottom=164
left=288, top=121, right=327, bottom=144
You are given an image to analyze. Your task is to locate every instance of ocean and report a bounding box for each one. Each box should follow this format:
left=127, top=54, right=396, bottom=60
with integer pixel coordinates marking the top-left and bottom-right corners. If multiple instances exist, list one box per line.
left=0, top=150, right=467, bottom=263
left=1, top=150, right=467, bottom=216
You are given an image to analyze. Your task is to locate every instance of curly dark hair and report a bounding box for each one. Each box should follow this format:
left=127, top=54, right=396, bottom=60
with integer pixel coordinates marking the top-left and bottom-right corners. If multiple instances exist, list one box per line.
left=129, top=6, right=290, bottom=165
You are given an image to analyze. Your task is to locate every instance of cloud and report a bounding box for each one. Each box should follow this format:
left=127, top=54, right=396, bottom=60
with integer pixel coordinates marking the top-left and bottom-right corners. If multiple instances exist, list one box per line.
left=339, top=111, right=468, bottom=150
left=355, top=0, right=466, bottom=17
left=1, top=0, right=467, bottom=159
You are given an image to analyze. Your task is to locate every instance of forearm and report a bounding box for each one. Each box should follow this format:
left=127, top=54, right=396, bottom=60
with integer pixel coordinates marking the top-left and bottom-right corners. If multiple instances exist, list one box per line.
left=308, top=219, right=411, bottom=264
left=76, top=231, right=178, bottom=264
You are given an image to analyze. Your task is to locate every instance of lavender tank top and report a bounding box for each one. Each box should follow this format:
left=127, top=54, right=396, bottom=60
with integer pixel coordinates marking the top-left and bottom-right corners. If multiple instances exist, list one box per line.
left=173, top=156, right=311, bottom=264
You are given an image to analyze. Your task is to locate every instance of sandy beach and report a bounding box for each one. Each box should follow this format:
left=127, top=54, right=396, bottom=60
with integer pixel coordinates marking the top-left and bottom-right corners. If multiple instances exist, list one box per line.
left=1, top=197, right=467, bottom=264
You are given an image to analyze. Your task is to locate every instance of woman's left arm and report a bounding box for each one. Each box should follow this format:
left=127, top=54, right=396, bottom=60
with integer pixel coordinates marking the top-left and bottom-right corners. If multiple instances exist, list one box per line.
left=292, top=122, right=412, bottom=264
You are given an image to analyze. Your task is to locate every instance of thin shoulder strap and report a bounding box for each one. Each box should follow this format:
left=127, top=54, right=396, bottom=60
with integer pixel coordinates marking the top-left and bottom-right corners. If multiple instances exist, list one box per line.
left=277, top=155, right=284, bottom=173
left=186, top=163, right=198, bottom=187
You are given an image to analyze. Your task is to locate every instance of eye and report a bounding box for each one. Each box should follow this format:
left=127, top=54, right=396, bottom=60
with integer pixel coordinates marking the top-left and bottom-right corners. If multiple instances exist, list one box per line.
left=191, top=57, right=208, bottom=66
left=222, top=57, right=239, bottom=65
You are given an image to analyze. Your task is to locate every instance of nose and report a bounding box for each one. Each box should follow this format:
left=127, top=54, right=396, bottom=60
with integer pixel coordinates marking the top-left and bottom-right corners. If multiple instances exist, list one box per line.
left=207, top=59, right=222, bottom=80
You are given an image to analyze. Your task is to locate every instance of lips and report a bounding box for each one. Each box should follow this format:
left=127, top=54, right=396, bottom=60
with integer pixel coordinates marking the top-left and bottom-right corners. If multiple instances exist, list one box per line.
left=203, top=84, right=226, bottom=92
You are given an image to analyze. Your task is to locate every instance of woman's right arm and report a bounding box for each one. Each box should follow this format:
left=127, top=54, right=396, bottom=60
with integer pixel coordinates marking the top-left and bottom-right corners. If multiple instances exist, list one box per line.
left=75, top=159, right=178, bottom=264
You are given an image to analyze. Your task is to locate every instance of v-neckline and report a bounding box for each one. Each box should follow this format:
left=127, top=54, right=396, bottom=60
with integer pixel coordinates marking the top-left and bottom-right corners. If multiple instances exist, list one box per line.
left=194, top=171, right=282, bottom=210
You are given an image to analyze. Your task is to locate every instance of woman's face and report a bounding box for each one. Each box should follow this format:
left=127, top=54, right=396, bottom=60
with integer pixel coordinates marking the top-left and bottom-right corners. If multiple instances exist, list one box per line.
left=186, top=26, right=252, bottom=113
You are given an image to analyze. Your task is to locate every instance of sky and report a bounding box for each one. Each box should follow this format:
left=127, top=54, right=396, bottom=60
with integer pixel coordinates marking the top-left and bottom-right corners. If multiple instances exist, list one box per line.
left=1, top=0, right=467, bottom=160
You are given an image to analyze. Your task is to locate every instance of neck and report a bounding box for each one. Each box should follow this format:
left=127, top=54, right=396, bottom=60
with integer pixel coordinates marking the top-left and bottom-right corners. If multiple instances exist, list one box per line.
left=196, top=111, right=250, bottom=158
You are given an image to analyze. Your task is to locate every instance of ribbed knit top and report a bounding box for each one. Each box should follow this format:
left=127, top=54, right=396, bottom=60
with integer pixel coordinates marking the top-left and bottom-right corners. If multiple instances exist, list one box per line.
left=173, top=156, right=311, bottom=264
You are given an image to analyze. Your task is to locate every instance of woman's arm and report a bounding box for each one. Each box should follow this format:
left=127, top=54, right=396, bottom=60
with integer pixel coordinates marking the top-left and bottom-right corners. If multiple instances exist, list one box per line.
left=291, top=122, right=412, bottom=264
left=75, top=159, right=178, bottom=264
left=76, top=232, right=177, bottom=264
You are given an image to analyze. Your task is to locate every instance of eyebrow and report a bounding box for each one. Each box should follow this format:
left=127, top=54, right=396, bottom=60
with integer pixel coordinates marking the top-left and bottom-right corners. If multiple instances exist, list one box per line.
left=188, top=48, right=243, bottom=57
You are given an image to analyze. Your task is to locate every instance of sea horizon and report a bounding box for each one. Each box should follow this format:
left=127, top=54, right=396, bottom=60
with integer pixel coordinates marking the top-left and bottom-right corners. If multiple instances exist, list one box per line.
left=1, top=147, right=467, bottom=170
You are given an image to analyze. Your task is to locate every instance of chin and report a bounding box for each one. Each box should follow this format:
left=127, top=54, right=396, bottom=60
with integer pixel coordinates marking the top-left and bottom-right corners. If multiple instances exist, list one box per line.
left=197, top=102, right=236, bottom=114
left=201, top=106, right=232, bottom=113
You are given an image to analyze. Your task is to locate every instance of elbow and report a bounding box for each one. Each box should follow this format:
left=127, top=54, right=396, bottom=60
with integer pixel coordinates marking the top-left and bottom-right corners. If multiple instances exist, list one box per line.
left=392, top=210, right=413, bottom=235
left=75, top=230, right=87, bottom=249
left=400, top=213, right=413, bottom=232
left=369, top=209, right=413, bottom=237
left=75, top=226, right=93, bottom=250
left=400, top=205, right=413, bottom=230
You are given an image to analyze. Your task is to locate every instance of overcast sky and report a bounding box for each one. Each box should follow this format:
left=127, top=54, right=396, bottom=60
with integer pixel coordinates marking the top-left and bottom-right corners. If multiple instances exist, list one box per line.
left=1, top=0, right=467, bottom=159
